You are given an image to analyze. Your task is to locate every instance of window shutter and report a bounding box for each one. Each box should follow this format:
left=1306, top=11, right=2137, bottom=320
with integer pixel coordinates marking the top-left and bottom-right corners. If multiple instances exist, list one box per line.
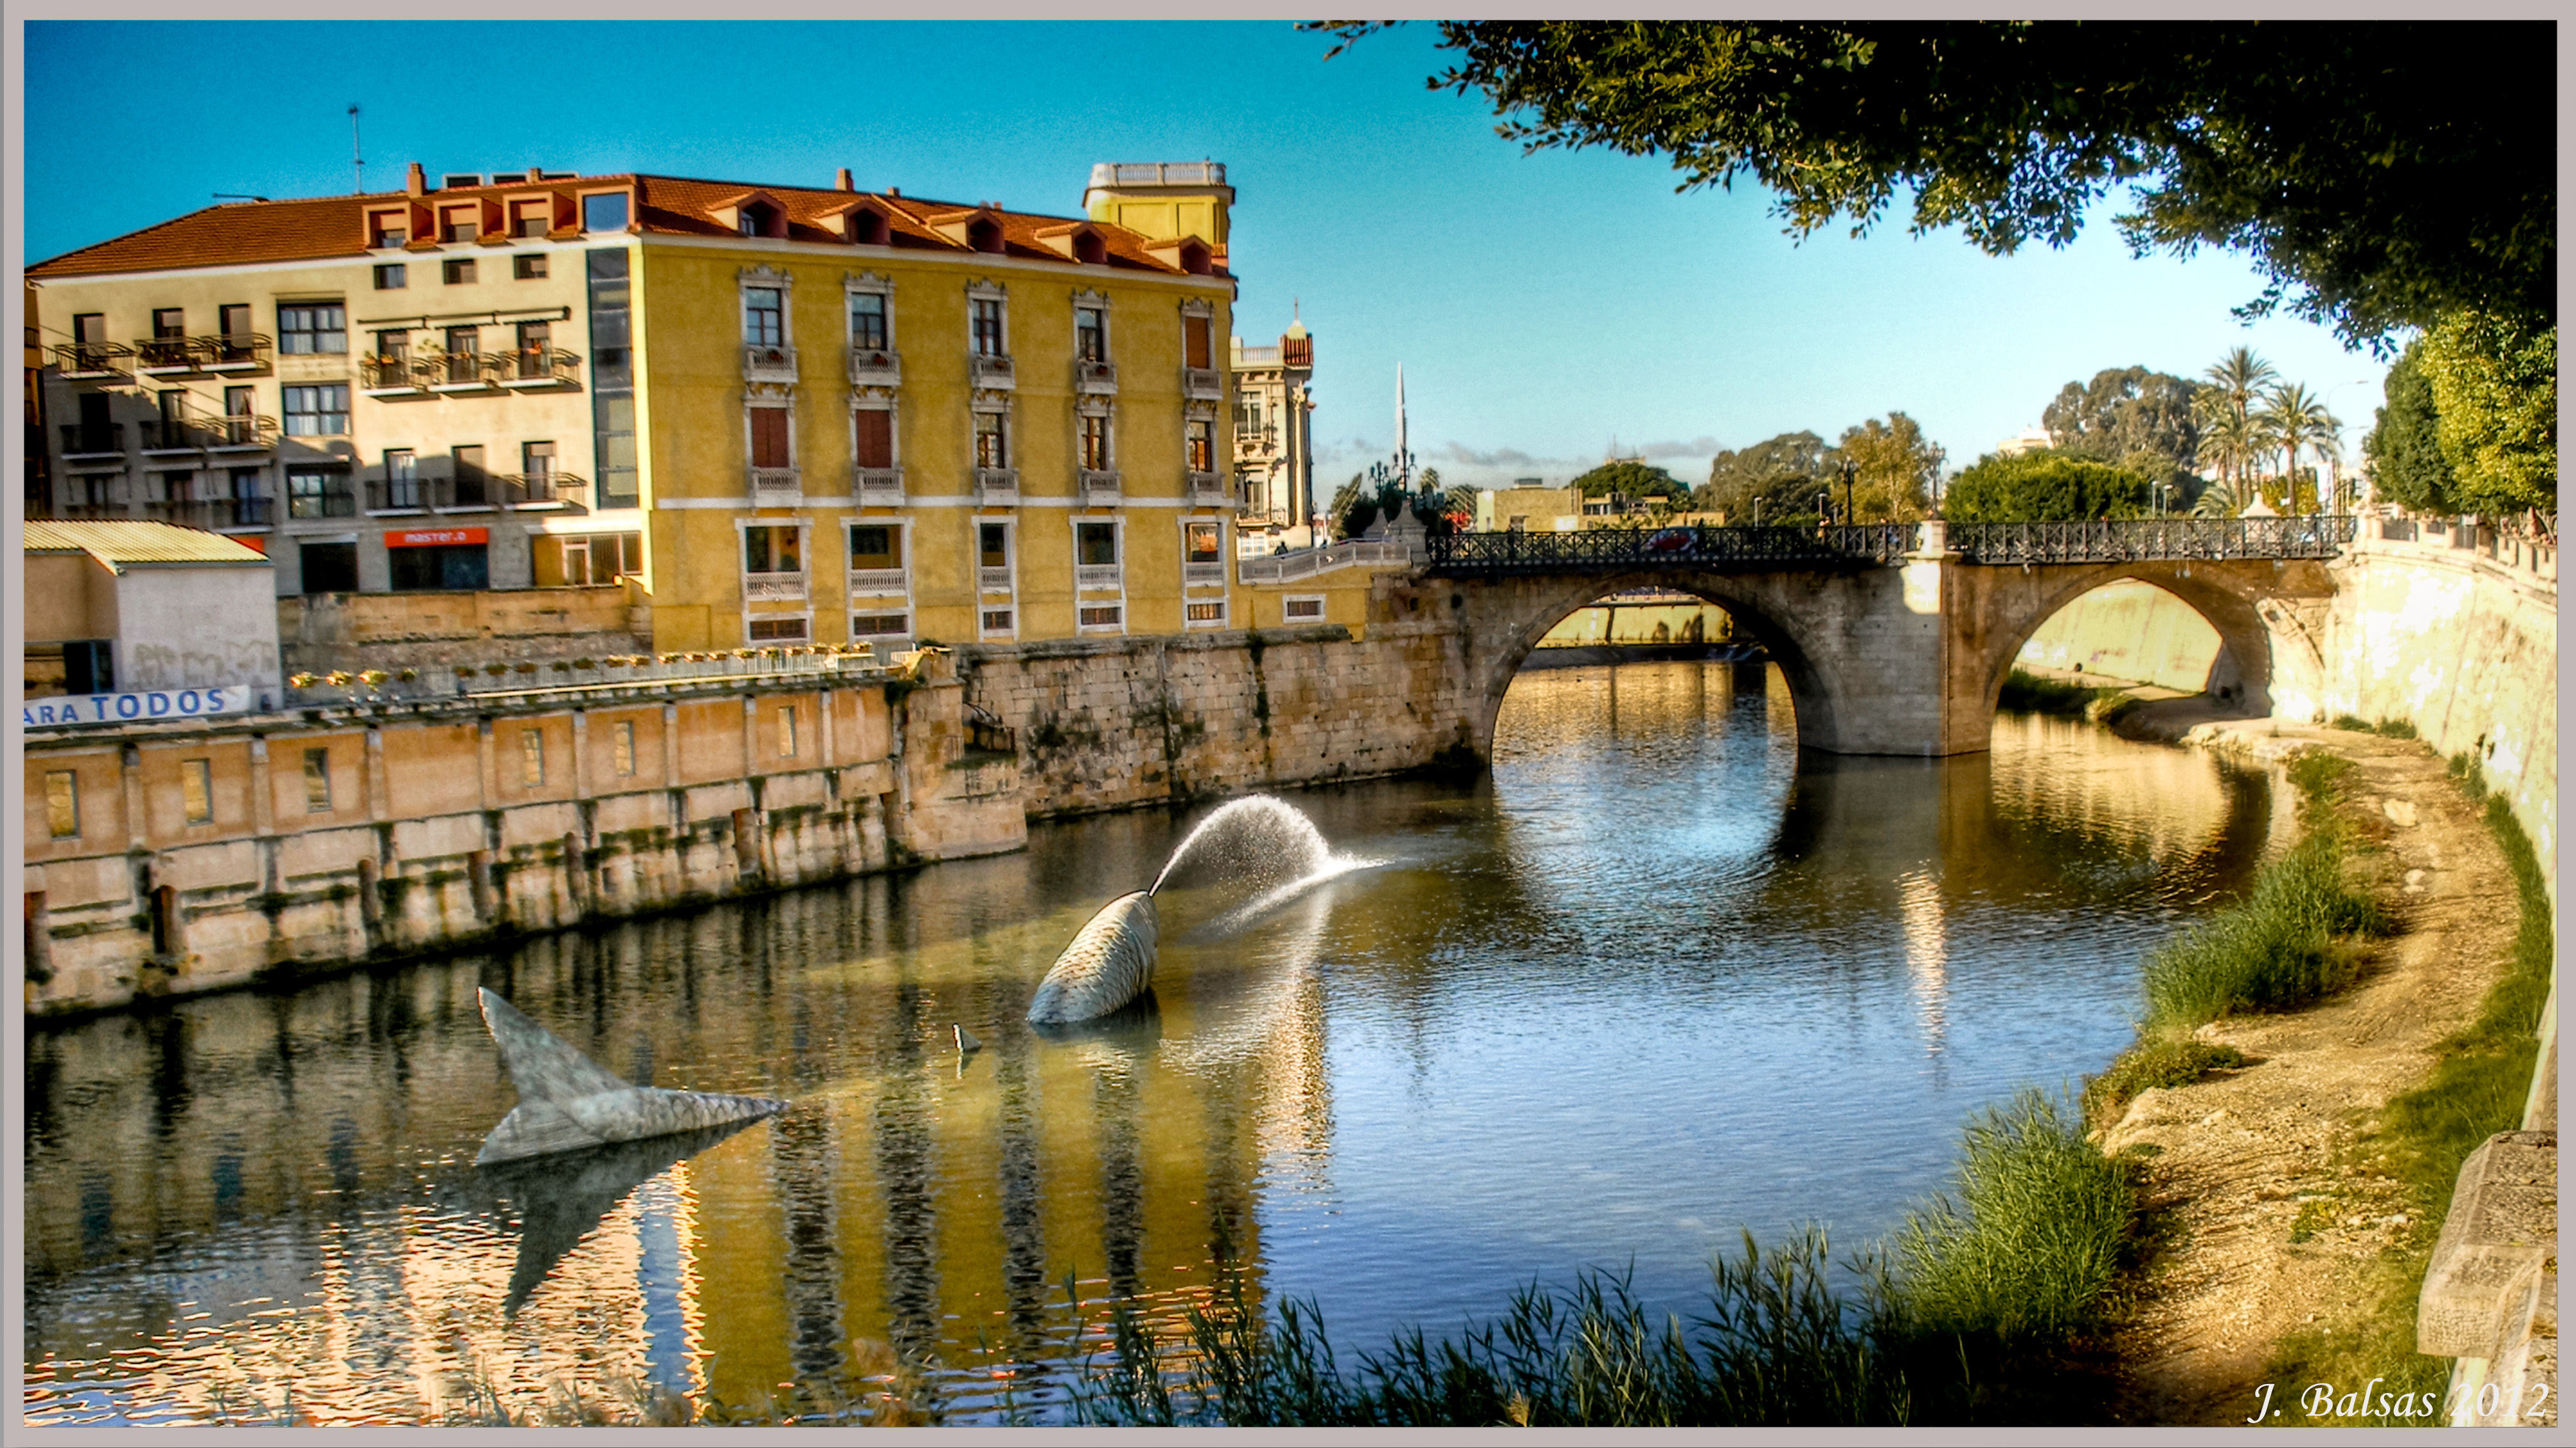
left=855, top=409, right=894, bottom=468
left=752, top=408, right=791, bottom=468
left=1184, top=315, right=1211, bottom=369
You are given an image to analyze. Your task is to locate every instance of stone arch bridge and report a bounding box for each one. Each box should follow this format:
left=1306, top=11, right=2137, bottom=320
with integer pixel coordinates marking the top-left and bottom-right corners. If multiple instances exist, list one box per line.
left=1398, top=517, right=2352, bottom=757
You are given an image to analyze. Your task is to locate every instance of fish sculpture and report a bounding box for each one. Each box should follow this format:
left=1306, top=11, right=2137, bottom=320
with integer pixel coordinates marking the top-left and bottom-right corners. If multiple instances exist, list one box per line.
left=1027, top=890, right=1159, bottom=1024
left=474, top=988, right=787, bottom=1165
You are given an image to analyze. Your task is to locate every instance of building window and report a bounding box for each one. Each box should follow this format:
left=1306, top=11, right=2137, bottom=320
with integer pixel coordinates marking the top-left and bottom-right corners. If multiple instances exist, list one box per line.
left=523, top=439, right=558, bottom=492
left=374, top=329, right=411, bottom=363
left=849, top=524, right=902, bottom=573
left=521, top=729, right=546, bottom=788
left=582, top=192, right=629, bottom=232
left=283, top=385, right=350, bottom=436
left=1187, top=418, right=1215, bottom=472
left=299, top=539, right=358, bottom=593
left=1078, top=604, right=1124, bottom=630
left=443, top=258, right=477, bottom=285
left=219, top=304, right=252, bottom=342
left=390, top=541, right=490, bottom=592
left=304, top=748, right=333, bottom=813
left=511, top=200, right=551, bottom=239
left=853, top=610, right=909, bottom=640
left=1077, top=412, right=1112, bottom=472
left=748, top=617, right=809, bottom=641
left=973, top=411, right=1007, bottom=468
left=287, top=467, right=354, bottom=519
left=750, top=407, right=792, bottom=469
left=981, top=608, right=1015, bottom=634
left=370, top=213, right=408, bottom=248
left=970, top=296, right=1005, bottom=357
left=854, top=407, right=894, bottom=469
left=45, top=772, right=79, bottom=839
left=537, top=531, right=642, bottom=586
left=745, top=524, right=802, bottom=576
left=1186, top=520, right=1222, bottom=563
left=374, top=264, right=407, bottom=290
left=1076, top=305, right=1106, bottom=362
left=778, top=705, right=798, bottom=758
left=612, top=721, right=637, bottom=776
left=1185, top=601, right=1227, bottom=626
left=1284, top=595, right=1326, bottom=622
left=277, top=303, right=346, bottom=355
left=229, top=467, right=269, bottom=526
left=849, top=292, right=887, bottom=350
left=383, top=449, right=420, bottom=510
left=744, top=287, right=785, bottom=347
left=451, top=445, right=489, bottom=507
left=588, top=249, right=638, bottom=507
left=439, top=205, right=478, bottom=243
left=182, top=759, right=214, bottom=824
left=1076, top=519, right=1118, bottom=567
left=979, top=521, right=1011, bottom=574
left=152, top=308, right=187, bottom=340
left=513, top=253, right=548, bottom=279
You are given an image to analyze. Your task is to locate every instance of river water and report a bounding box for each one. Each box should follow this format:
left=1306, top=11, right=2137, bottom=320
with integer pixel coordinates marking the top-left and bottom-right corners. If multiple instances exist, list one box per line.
left=21, top=661, right=2284, bottom=1426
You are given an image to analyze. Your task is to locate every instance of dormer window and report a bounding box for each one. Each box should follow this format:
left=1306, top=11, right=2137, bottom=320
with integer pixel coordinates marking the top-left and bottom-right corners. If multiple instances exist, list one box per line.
left=510, top=199, right=551, bottom=237
left=1075, top=230, right=1106, bottom=264
left=369, top=211, right=409, bottom=248
left=967, top=217, right=1003, bottom=253
left=849, top=209, right=888, bottom=246
left=739, top=201, right=773, bottom=237
left=1178, top=238, right=1211, bottom=275
left=439, top=204, right=480, bottom=244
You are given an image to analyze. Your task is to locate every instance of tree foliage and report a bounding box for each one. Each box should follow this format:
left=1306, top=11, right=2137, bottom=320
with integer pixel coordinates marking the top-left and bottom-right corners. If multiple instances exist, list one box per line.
left=1569, top=459, right=1685, bottom=501
left=2417, top=310, right=2557, bottom=517
left=1319, top=20, right=2553, bottom=349
left=1835, top=413, right=1944, bottom=522
left=1941, top=450, right=2150, bottom=523
left=2041, top=367, right=2201, bottom=484
left=1705, top=430, right=1833, bottom=524
left=2361, top=340, right=2457, bottom=515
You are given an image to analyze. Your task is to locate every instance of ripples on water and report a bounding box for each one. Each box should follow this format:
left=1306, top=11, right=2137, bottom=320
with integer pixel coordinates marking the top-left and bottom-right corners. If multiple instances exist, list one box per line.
left=21, top=661, right=2282, bottom=1425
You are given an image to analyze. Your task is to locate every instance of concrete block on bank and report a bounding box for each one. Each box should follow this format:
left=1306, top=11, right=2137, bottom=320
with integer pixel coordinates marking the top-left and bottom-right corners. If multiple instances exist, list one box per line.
left=2419, top=1130, right=2557, bottom=1358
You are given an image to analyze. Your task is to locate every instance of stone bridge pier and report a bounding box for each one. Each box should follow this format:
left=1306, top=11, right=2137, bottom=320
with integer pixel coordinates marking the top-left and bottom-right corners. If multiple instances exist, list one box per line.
left=1389, top=545, right=2337, bottom=758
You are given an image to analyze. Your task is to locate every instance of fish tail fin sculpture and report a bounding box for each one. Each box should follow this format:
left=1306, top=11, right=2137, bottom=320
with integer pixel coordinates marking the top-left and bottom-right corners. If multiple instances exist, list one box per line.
left=1027, top=891, right=1159, bottom=1025
left=475, top=988, right=786, bottom=1166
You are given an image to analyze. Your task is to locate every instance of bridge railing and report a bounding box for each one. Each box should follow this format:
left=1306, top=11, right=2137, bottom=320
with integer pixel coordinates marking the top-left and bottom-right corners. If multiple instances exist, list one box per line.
left=1426, top=524, right=1912, bottom=576
left=1943, top=515, right=2356, bottom=565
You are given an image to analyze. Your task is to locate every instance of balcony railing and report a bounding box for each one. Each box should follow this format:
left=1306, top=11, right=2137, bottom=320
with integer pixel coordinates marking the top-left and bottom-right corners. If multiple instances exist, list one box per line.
left=433, top=475, right=497, bottom=510
left=136, top=419, right=207, bottom=454
left=978, top=565, right=1013, bottom=594
left=743, top=572, right=807, bottom=603
left=1184, top=560, right=1228, bottom=587
left=848, top=567, right=908, bottom=596
left=59, top=423, right=122, bottom=457
left=500, top=471, right=587, bottom=509
left=1182, top=366, right=1224, bottom=400
left=494, top=347, right=581, bottom=388
left=286, top=490, right=359, bottom=520
left=365, top=478, right=432, bottom=513
left=854, top=466, right=904, bottom=506
left=132, top=333, right=272, bottom=373
left=743, top=344, right=798, bottom=382
left=225, top=494, right=275, bottom=528
left=205, top=414, right=279, bottom=449
left=53, top=342, right=133, bottom=376
left=974, top=467, right=1019, bottom=505
left=750, top=466, right=801, bottom=504
left=848, top=347, right=902, bottom=386
left=1186, top=469, right=1228, bottom=505
left=1075, top=563, right=1123, bottom=592
left=1078, top=469, right=1121, bottom=505
left=969, top=353, right=1015, bottom=390
left=1075, top=358, right=1117, bottom=395
left=430, top=351, right=500, bottom=390
left=360, top=354, right=423, bottom=393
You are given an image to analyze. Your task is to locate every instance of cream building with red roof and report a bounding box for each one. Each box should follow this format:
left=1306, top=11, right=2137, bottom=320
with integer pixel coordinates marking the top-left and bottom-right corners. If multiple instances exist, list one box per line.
left=27, top=159, right=1336, bottom=656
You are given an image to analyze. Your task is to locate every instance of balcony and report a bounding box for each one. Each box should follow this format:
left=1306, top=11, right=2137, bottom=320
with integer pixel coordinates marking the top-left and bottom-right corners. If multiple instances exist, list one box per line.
left=133, top=333, right=273, bottom=375
left=848, top=567, right=908, bottom=597
left=360, top=354, right=424, bottom=395
left=974, top=467, right=1019, bottom=506
left=1075, top=563, right=1123, bottom=593
left=1075, top=358, right=1117, bottom=395
left=205, top=414, right=280, bottom=452
left=1184, top=560, right=1228, bottom=588
left=977, top=565, right=1014, bottom=594
left=494, top=347, right=582, bottom=389
left=429, top=351, right=501, bottom=392
left=500, top=471, right=587, bottom=510
left=743, top=572, right=807, bottom=604
left=58, top=423, right=124, bottom=460
left=968, top=353, right=1015, bottom=390
left=1182, top=366, right=1224, bottom=400
left=365, top=478, right=432, bottom=514
left=1078, top=469, right=1121, bottom=505
left=136, top=419, right=208, bottom=457
left=53, top=342, right=132, bottom=377
left=1187, top=470, right=1228, bottom=505
left=750, top=466, right=802, bottom=505
left=854, top=466, right=905, bottom=507
left=432, top=475, right=498, bottom=511
left=743, top=344, right=798, bottom=382
left=223, top=494, right=276, bottom=529
left=847, top=347, right=902, bottom=387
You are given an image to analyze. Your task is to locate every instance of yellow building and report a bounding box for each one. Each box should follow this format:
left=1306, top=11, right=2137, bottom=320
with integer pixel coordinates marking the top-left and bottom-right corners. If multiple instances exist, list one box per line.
left=28, top=159, right=1253, bottom=652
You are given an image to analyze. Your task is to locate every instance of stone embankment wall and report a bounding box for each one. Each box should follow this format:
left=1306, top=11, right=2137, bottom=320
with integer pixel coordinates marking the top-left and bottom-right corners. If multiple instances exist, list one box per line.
left=22, top=655, right=1023, bottom=1017
left=280, top=584, right=647, bottom=676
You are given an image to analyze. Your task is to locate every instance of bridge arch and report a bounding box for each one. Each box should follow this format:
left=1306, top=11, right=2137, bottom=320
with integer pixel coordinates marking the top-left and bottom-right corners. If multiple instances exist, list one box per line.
left=1966, top=560, right=2317, bottom=720
left=1458, top=569, right=1847, bottom=756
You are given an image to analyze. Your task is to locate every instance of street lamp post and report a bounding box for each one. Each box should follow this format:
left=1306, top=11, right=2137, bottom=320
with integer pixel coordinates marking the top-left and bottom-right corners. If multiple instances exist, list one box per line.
left=2323, top=377, right=2376, bottom=514
left=1838, top=458, right=1856, bottom=525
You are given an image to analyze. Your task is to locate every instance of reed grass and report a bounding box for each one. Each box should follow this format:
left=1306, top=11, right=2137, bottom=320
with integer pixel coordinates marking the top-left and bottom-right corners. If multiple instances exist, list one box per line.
left=1071, top=1092, right=2140, bottom=1427
left=1996, top=669, right=2123, bottom=717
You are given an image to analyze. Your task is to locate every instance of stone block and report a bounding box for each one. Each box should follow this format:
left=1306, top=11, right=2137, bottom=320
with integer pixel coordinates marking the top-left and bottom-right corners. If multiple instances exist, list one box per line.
left=2419, top=1130, right=2557, bottom=1358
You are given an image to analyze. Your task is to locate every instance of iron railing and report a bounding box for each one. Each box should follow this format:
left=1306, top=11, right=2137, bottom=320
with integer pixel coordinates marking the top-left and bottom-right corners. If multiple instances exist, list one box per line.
left=500, top=471, right=587, bottom=508
left=365, top=476, right=431, bottom=512
left=360, top=354, right=422, bottom=391
left=493, top=347, right=581, bottom=386
left=132, top=333, right=271, bottom=371
left=435, top=474, right=496, bottom=510
left=1426, top=524, right=1913, bottom=576
left=1238, top=537, right=1412, bottom=584
left=1944, top=515, right=2356, bottom=565
left=53, top=342, right=133, bottom=375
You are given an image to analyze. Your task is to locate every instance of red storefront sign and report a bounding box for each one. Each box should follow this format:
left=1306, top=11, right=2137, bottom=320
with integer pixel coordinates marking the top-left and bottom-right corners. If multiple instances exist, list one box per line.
left=386, top=528, right=489, bottom=548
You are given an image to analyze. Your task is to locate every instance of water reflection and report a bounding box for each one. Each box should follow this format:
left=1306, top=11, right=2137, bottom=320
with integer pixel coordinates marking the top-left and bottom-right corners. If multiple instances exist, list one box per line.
left=22, top=662, right=2277, bottom=1425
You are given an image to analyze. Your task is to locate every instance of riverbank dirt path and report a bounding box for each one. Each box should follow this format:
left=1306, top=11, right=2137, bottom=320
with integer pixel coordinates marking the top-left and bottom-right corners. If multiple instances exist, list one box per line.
left=2089, top=714, right=2530, bottom=1426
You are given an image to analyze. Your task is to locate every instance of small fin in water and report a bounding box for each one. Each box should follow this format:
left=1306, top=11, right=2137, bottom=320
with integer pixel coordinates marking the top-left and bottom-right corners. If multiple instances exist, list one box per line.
left=954, top=1023, right=983, bottom=1053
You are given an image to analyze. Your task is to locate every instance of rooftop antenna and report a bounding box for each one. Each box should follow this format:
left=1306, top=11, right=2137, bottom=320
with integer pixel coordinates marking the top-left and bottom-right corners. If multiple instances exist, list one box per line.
left=348, top=104, right=364, bottom=194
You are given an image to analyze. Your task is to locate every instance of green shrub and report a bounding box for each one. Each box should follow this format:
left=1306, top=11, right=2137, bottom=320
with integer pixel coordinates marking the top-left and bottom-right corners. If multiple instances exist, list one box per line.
left=1995, top=669, right=2120, bottom=717
left=2082, top=1038, right=2247, bottom=1128
left=2139, top=831, right=2386, bottom=1030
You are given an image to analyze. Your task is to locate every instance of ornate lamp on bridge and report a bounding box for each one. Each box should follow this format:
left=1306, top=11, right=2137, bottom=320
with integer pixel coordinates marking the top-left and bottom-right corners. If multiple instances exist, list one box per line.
left=1838, top=457, right=1856, bottom=524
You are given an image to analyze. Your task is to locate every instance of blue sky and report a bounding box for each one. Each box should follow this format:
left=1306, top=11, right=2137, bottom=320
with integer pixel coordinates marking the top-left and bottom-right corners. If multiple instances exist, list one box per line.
left=23, top=20, right=2389, bottom=493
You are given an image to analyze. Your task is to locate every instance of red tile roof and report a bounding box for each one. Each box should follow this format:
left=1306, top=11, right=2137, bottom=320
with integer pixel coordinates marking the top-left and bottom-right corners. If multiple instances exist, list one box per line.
left=29, top=174, right=1219, bottom=279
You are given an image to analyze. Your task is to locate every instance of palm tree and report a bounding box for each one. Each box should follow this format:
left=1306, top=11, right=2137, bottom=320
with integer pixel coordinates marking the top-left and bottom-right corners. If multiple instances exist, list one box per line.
left=2192, top=476, right=2252, bottom=518
left=2257, top=382, right=2341, bottom=515
left=2202, top=347, right=2279, bottom=429
left=2194, top=409, right=2259, bottom=495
